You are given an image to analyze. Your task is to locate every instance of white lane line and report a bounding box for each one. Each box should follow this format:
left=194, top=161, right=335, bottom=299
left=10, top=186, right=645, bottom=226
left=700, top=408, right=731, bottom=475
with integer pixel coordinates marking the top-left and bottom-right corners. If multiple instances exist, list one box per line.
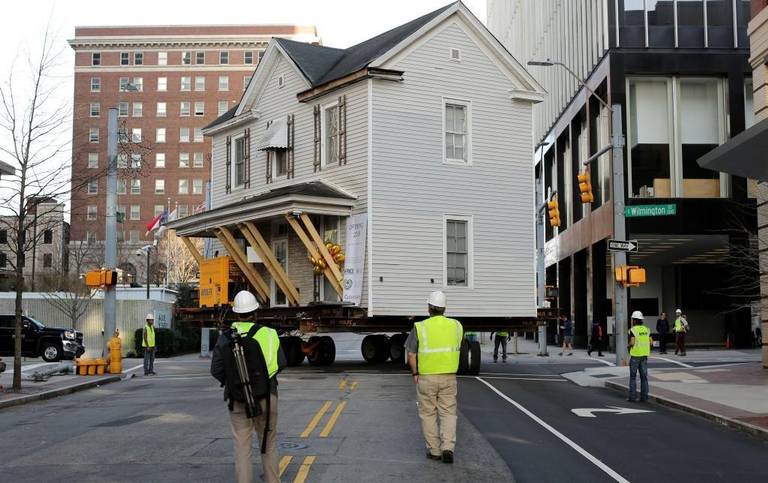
left=463, top=376, right=567, bottom=382
left=476, top=377, right=630, bottom=483
left=478, top=372, right=563, bottom=377
left=588, top=357, right=616, bottom=367
left=651, top=356, right=693, bottom=368
left=123, top=364, right=144, bottom=374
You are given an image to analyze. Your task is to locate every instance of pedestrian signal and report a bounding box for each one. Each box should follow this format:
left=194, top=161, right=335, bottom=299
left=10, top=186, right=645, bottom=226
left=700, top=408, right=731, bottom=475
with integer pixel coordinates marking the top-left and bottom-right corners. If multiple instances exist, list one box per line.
left=614, top=265, right=646, bottom=287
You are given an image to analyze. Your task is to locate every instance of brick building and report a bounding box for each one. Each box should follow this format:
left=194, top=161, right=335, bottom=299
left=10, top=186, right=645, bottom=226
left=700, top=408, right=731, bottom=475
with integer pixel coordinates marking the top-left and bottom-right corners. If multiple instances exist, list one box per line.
left=68, top=24, right=319, bottom=283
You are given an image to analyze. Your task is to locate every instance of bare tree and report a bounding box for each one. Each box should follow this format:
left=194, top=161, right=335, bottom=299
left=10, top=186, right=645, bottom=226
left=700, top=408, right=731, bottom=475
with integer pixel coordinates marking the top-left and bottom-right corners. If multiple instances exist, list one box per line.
left=161, top=230, right=201, bottom=285
left=41, top=241, right=98, bottom=329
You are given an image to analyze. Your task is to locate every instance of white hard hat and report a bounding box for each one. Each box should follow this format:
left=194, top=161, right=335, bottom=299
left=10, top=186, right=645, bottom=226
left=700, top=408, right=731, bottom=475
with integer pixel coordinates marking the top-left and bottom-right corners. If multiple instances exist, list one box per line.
left=675, top=308, right=682, bottom=314
left=232, top=290, right=259, bottom=313
left=427, top=291, right=447, bottom=308
left=631, top=310, right=644, bottom=320
left=145, top=313, right=155, bottom=320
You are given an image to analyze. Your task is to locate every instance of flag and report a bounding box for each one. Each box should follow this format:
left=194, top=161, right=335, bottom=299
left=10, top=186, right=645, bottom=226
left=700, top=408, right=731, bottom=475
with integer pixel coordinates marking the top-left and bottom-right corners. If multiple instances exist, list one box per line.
left=145, top=210, right=167, bottom=236
left=194, top=201, right=206, bottom=214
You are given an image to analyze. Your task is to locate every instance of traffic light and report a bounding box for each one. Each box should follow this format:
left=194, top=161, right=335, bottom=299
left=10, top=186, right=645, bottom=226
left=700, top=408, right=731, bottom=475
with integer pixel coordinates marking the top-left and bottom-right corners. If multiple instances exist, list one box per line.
left=614, top=265, right=646, bottom=287
left=547, top=196, right=561, bottom=227
left=577, top=171, right=594, bottom=203
left=85, top=269, right=119, bottom=288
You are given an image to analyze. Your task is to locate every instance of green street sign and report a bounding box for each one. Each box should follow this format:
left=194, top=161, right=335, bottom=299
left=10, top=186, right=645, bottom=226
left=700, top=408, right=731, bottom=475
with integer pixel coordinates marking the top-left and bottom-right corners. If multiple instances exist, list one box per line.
left=625, top=204, right=677, bottom=218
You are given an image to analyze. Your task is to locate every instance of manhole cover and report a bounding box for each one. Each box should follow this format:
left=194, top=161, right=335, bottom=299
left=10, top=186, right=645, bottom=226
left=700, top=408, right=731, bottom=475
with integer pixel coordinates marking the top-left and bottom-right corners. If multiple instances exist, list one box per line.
left=279, top=441, right=308, bottom=450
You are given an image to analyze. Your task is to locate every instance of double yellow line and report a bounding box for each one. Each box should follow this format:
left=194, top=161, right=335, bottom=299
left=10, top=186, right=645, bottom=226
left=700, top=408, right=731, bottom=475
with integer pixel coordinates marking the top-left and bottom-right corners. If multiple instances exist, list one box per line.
left=279, top=455, right=315, bottom=483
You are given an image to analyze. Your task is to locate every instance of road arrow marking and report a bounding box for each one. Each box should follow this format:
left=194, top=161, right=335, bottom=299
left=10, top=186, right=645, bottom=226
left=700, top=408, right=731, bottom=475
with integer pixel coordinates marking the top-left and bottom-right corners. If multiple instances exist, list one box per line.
left=571, top=406, right=653, bottom=418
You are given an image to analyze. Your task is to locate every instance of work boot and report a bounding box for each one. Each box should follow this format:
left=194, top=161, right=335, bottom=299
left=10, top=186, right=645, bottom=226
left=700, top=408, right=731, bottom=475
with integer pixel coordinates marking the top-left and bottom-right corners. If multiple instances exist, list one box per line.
left=426, top=451, right=441, bottom=461
left=502, top=359, right=507, bottom=363
left=587, top=350, right=592, bottom=356
left=493, top=358, right=498, bottom=363
left=441, top=450, right=454, bottom=464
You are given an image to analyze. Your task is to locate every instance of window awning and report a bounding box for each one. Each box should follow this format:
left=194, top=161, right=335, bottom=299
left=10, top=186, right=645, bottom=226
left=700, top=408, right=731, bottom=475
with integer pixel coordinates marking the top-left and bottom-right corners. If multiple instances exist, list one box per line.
left=697, top=117, right=768, bottom=182
left=255, top=118, right=288, bottom=151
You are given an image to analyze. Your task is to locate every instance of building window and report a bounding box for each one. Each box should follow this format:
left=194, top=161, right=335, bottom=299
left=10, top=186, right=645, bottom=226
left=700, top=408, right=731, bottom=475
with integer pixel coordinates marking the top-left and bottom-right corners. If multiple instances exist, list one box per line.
left=0, top=230, right=6, bottom=244
left=131, top=128, right=142, bottom=143
left=89, top=128, right=99, bottom=143
left=629, top=78, right=672, bottom=198
left=218, top=101, right=229, bottom=116
left=120, top=52, right=130, bottom=65
left=196, top=51, right=205, bottom=64
left=132, top=102, right=143, bottom=117
left=182, top=51, right=191, bottom=65
left=677, top=0, right=706, bottom=48
left=156, top=128, right=166, bottom=143
left=118, top=102, right=129, bottom=117
left=233, top=135, right=246, bottom=188
left=244, top=50, right=254, bottom=64
left=155, top=153, right=166, bottom=168
left=43, top=230, right=52, bottom=244
left=219, top=76, right=229, bottom=91
left=87, top=205, right=97, bottom=221
left=179, top=152, right=190, bottom=168
left=117, top=153, right=128, bottom=169
left=87, top=179, right=98, bottom=194
left=90, top=103, right=100, bottom=117
left=449, top=48, right=461, bottom=61
left=180, top=101, right=191, bottom=117
left=157, top=77, right=167, bottom=92
left=156, top=102, right=166, bottom=117
left=194, top=101, right=205, bottom=116
left=130, top=179, right=141, bottom=194
left=180, top=128, right=190, bottom=143
left=178, top=179, right=189, bottom=194
left=134, top=52, right=143, bottom=65
left=155, top=179, right=165, bottom=194
left=322, top=102, right=339, bottom=166
left=88, top=153, right=98, bottom=168
left=195, top=76, right=205, bottom=92
left=118, top=128, right=129, bottom=144
left=244, top=76, right=251, bottom=91
left=91, top=52, right=101, bottom=66
left=194, top=128, right=203, bottom=142
left=132, top=77, right=143, bottom=91
left=220, top=51, right=229, bottom=64
left=277, top=76, right=284, bottom=88
left=193, top=178, right=203, bottom=194
left=119, top=77, right=129, bottom=92
left=130, top=205, right=141, bottom=220
left=258, top=50, right=265, bottom=62
left=679, top=78, right=723, bottom=197
left=42, top=253, right=52, bottom=268
left=178, top=205, right=189, bottom=218
left=117, top=179, right=127, bottom=194
left=128, top=231, right=139, bottom=243
left=117, top=205, right=126, bottom=222
left=90, top=77, right=101, bottom=92
left=158, top=51, right=167, bottom=65
left=154, top=205, right=164, bottom=216
left=444, top=100, right=470, bottom=164
left=131, top=153, right=141, bottom=169
left=86, top=232, right=96, bottom=245
left=445, top=218, right=470, bottom=287
left=193, top=152, right=204, bottom=168
left=275, top=150, right=288, bottom=177
left=181, top=76, right=191, bottom=91
left=745, top=78, right=755, bottom=129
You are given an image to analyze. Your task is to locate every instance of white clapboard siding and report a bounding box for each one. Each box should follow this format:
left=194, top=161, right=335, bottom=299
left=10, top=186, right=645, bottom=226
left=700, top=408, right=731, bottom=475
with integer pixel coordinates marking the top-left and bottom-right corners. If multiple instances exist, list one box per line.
left=370, top=20, right=536, bottom=317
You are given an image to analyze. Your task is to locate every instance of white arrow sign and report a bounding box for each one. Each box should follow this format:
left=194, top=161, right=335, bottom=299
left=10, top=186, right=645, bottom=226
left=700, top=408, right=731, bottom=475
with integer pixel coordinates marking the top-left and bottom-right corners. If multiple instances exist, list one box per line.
left=608, top=239, right=639, bottom=252
left=571, top=406, right=653, bottom=418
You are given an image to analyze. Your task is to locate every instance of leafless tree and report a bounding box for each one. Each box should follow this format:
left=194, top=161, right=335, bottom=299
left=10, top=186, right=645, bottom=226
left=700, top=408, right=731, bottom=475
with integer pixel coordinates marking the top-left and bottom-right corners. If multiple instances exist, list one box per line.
left=161, top=230, right=201, bottom=285
left=41, top=241, right=98, bottom=329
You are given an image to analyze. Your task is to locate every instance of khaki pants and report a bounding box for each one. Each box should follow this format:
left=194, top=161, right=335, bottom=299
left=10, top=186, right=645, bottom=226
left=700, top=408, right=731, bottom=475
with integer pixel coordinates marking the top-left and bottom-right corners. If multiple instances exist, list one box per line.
left=416, top=374, right=457, bottom=454
left=229, top=395, right=279, bottom=483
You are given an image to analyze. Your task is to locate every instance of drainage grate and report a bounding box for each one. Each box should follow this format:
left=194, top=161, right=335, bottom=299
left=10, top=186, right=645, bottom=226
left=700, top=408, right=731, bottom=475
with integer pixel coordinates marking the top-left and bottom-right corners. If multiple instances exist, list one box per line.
left=278, top=441, right=308, bottom=450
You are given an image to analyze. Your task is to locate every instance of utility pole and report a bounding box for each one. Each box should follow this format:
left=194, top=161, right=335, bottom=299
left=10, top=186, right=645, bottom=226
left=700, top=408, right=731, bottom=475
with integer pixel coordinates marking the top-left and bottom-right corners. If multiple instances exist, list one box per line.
left=535, top=151, right=549, bottom=357
left=611, top=104, right=628, bottom=366
left=104, top=107, right=118, bottom=357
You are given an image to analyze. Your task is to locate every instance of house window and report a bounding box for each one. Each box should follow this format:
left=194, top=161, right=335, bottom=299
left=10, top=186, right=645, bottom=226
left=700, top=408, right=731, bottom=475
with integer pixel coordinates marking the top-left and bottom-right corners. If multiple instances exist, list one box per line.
left=156, top=128, right=166, bottom=143
left=233, top=135, right=246, bottom=188
left=128, top=231, right=139, bottom=243
left=154, top=205, right=164, bottom=216
left=118, top=102, right=129, bottom=117
left=219, top=76, right=229, bottom=91
left=90, top=77, right=101, bottom=92
left=134, top=52, right=143, bottom=65
left=87, top=179, right=98, bottom=194
left=91, top=52, right=101, bottom=66
left=155, top=179, right=165, bottom=194
left=131, top=153, right=141, bottom=168
left=132, top=102, right=143, bottom=117
left=155, top=153, right=165, bottom=168
left=131, top=128, right=142, bottom=143
left=194, top=101, right=205, bottom=116
left=158, top=52, right=167, bottom=65
left=195, top=76, right=205, bottom=92
left=157, top=77, right=167, bottom=92
left=450, top=48, right=461, bottom=61
left=117, top=153, right=128, bottom=168
left=219, top=51, right=229, bottom=64
left=322, top=102, right=339, bottom=166
left=193, top=152, right=204, bottom=168
left=120, top=52, right=130, bottom=65
left=244, top=50, right=254, bottom=64
left=156, top=102, right=166, bottom=117
left=178, top=205, right=189, bottom=218
left=446, top=218, right=470, bottom=287
left=180, top=101, right=191, bottom=117
left=118, top=128, right=128, bottom=144
left=90, top=103, right=100, bottom=117
left=119, top=77, right=129, bottom=92
left=218, top=101, right=229, bottom=116
left=275, top=150, right=288, bottom=177
left=87, top=205, right=97, bottom=221
left=89, top=128, right=99, bottom=143
left=243, top=76, right=251, bottom=91
left=88, top=153, right=98, bottom=168
left=43, top=253, right=52, bottom=268
left=194, top=128, right=203, bottom=142
left=43, top=230, right=52, bottom=244
left=86, top=232, right=96, bottom=245
left=180, top=128, right=190, bottom=143
left=117, top=179, right=127, bottom=194
left=181, top=51, right=191, bottom=65
left=181, top=76, right=191, bottom=91
left=193, top=179, right=203, bottom=194
left=130, top=179, right=141, bottom=194
left=132, top=77, right=143, bottom=91
left=196, top=51, right=205, bottom=64
left=178, top=179, right=189, bottom=194
left=130, top=205, right=141, bottom=220
left=179, top=152, right=190, bottom=168
left=444, top=101, right=469, bottom=163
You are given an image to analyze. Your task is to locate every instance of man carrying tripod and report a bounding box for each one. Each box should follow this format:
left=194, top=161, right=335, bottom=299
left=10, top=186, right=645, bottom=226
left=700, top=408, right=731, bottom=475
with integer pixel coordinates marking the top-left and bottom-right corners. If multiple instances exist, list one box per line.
left=211, top=290, right=286, bottom=483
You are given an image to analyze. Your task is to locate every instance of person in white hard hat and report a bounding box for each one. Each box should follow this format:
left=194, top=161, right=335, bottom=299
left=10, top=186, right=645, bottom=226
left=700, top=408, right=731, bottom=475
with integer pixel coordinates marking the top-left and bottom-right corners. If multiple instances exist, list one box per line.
left=142, top=313, right=156, bottom=376
left=628, top=311, right=653, bottom=402
left=405, top=291, right=464, bottom=464
left=673, top=308, right=688, bottom=356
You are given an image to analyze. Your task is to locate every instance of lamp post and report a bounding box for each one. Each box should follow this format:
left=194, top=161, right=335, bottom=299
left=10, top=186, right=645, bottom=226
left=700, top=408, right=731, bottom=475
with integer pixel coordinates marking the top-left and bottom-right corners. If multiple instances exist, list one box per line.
left=136, top=245, right=153, bottom=300
left=528, top=59, right=629, bottom=366
left=535, top=141, right=550, bottom=356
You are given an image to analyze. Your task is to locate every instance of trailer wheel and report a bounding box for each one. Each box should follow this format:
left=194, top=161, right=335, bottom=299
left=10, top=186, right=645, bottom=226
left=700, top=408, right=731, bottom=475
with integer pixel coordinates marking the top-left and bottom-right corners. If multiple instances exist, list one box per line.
left=458, top=340, right=470, bottom=375
left=361, top=335, right=379, bottom=363
left=373, top=335, right=391, bottom=363
left=280, top=336, right=304, bottom=367
left=319, top=336, right=336, bottom=366
left=389, top=333, right=407, bottom=363
left=467, top=340, right=481, bottom=375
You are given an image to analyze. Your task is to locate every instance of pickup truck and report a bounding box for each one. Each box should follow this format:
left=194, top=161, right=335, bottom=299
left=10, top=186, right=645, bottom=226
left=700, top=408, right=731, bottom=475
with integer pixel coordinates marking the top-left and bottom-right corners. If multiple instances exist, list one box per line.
left=0, top=315, right=85, bottom=362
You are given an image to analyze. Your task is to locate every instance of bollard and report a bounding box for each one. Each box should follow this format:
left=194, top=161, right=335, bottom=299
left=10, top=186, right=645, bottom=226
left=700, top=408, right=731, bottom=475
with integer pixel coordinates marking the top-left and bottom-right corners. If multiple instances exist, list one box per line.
left=107, top=333, right=123, bottom=374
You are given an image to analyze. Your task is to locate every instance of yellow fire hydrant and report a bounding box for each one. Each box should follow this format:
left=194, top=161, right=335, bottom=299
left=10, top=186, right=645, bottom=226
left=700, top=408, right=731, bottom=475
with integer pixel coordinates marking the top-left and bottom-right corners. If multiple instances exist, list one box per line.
left=107, top=329, right=122, bottom=374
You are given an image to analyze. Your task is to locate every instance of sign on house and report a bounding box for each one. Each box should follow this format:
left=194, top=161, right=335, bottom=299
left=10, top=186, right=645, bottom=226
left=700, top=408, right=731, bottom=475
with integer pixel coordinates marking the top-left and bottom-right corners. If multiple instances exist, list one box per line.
left=343, top=213, right=367, bottom=306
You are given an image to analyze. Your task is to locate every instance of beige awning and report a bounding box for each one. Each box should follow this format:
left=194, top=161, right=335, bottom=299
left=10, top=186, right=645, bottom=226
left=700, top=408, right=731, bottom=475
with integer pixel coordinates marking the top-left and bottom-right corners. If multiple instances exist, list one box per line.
left=255, top=118, right=288, bottom=150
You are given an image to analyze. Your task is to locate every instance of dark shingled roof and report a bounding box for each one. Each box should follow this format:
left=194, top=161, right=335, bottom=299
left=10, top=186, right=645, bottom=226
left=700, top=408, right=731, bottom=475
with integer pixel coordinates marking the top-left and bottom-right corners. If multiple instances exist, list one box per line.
left=204, top=104, right=239, bottom=130
left=274, top=39, right=345, bottom=86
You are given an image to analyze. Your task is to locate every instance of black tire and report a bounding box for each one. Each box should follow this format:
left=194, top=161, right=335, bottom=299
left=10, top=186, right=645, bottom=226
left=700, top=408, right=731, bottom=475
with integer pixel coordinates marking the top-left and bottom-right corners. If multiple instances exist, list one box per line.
left=389, top=333, right=407, bottom=363
left=361, top=335, right=379, bottom=363
left=40, top=341, right=61, bottom=363
left=458, top=339, right=469, bottom=375
left=467, top=341, right=481, bottom=375
left=306, top=336, right=323, bottom=366
left=319, top=336, right=336, bottom=366
left=289, top=336, right=306, bottom=366
left=280, top=337, right=304, bottom=367
left=373, top=335, right=390, bottom=363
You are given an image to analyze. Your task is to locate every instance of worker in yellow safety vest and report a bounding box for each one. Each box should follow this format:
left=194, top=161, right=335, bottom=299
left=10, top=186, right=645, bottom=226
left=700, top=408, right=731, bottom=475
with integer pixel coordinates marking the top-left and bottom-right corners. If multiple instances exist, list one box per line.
left=628, top=311, right=653, bottom=402
left=405, top=291, right=463, bottom=464
left=673, top=308, right=688, bottom=356
left=490, top=329, right=511, bottom=363
left=142, top=313, right=156, bottom=376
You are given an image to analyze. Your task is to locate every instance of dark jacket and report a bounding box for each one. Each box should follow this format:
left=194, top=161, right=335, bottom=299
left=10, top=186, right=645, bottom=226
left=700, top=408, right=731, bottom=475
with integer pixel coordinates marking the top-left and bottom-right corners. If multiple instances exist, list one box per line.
left=590, top=323, right=603, bottom=339
left=656, top=318, right=670, bottom=334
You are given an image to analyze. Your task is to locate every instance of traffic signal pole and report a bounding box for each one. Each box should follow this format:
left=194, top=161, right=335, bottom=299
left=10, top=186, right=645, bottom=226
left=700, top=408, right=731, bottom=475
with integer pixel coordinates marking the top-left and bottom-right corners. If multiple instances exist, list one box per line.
left=535, top=171, right=548, bottom=356
left=104, top=107, right=118, bottom=357
left=611, top=104, right=629, bottom=366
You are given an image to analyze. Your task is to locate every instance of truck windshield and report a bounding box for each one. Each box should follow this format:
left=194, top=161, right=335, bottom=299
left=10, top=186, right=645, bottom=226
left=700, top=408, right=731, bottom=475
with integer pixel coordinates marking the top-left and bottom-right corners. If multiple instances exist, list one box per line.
left=25, top=317, right=45, bottom=329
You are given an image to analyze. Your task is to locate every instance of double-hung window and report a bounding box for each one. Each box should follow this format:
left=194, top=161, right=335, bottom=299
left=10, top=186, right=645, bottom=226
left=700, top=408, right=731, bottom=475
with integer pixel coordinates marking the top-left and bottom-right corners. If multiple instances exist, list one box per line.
left=181, top=51, right=191, bottom=65
left=155, top=179, right=165, bottom=194
left=134, top=52, right=143, bottom=65
left=445, top=217, right=471, bottom=287
left=179, top=152, right=190, bottom=168
left=158, top=52, right=167, bottom=65
left=90, top=103, right=100, bottom=117
left=120, top=52, right=130, bottom=65
left=219, top=51, right=229, bottom=64
left=218, top=101, right=229, bottom=116
left=195, top=76, right=205, bottom=92
left=118, top=102, right=129, bottom=117
left=219, top=76, right=229, bottom=91
left=322, top=102, right=339, bottom=166
left=193, top=179, right=203, bottom=194
left=87, top=180, right=98, bottom=194
left=193, top=152, right=204, bottom=168
left=196, top=51, right=205, bottom=64
left=87, top=153, right=98, bottom=168
left=156, top=102, right=166, bottom=117
left=91, top=52, right=101, bottom=66
left=444, top=100, right=470, bottom=164
left=130, top=179, right=141, bottom=194
left=194, top=101, right=205, bottom=116
left=180, top=77, right=191, bottom=91
left=157, top=77, right=167, bottom=92
left=130, top=205, right=140, bottom=220
left=155, top=153, right=166, bottom=168
left=89, top=128, right=99, bottom=143
left=244, top=51, right=254, bottom=64
left=178, top=179, right=189, bottom=194
left=180, top=128, right=190, bottom=143
left=90, top=77, right=100, bottom=92
left=132, top=102, right=143, bottom=117
left=87, top=205, right=97, bottom=221
left=156, top=128, right=166, bottom=143
left=232, top=135, right=246, bottom=188
left=180, top=101, right=191, bottom=117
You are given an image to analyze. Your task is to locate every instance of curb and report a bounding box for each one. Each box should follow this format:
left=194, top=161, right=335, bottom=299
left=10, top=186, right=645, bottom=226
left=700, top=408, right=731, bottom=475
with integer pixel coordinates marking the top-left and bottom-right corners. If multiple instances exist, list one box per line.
left=604, top=380, right=768, bottom=441
left=0, top=375, right=122, bottom=410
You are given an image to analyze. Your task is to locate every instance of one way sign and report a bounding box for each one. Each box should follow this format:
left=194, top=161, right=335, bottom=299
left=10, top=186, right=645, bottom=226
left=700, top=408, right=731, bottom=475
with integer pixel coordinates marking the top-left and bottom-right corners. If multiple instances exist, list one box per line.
left=608, top=239, right=639, bottom=252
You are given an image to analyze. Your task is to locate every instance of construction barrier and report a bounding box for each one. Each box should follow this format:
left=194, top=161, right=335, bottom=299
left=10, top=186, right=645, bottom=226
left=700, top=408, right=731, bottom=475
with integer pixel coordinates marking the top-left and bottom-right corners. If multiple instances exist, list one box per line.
left=76, top=358, right=108, bottom=376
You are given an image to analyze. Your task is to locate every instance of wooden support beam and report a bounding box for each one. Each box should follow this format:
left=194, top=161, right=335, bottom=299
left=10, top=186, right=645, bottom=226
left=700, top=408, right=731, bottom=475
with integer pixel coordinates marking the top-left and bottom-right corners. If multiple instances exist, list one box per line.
left=215, top=227, right=270, bottom=304
left=284, top=214, right=343, bottom=297
left=239, top=222, right=300, bottom=306
left=180, top=236, right=203, bottom=265
left=299, top=213, right=344, bottom=283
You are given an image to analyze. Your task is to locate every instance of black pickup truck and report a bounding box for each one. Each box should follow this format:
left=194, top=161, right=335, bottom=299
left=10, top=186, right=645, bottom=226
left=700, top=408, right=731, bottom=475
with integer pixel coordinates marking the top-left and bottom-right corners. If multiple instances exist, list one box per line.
left=0, top=315, right=85, bottom=362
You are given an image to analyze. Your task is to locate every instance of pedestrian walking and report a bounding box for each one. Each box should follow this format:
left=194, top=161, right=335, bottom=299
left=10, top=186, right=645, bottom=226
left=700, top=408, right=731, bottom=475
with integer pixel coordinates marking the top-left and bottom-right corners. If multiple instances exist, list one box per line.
left=405, top=291, right=463, bottom=464
left=628, top=311, right=652, bottom=402
left=490, top=329, right=510, bottom=362
left=656, top=312, right=670, bottom=354
left=674, top=309, right=687, bottom=356
left=587, top=320, right=604, bottom=357
left=211, top=290, right=286, bottom=483
left=142, top=313, right=156, bottom=376
left=558, top=315, right=573, bottom=356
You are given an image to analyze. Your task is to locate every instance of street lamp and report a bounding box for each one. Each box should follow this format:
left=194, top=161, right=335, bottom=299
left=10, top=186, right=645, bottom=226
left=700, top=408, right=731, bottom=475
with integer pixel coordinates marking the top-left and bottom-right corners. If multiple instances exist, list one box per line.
left=535, top=141, right=551, bottom=356
left=528, top=59, right=629, bottom=366
left=136, top=244, right=154, bottom=300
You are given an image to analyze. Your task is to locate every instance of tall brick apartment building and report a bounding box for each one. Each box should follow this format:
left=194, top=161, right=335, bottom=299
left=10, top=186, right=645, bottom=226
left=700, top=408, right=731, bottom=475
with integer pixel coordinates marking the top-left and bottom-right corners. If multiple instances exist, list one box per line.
left=68, top=25, right=319, bottom=283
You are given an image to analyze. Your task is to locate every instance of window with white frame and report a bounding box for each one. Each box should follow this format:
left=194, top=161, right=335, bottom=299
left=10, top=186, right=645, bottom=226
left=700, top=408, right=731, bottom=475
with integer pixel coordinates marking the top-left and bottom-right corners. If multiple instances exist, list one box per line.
left=130, top=179, right=141, bottom=194
left=132, top=102, right=143, bottom=117
left=154, top=205, right=164, bottom=216
left=155, top=153, right=165, bottom=168
left=120, top=52, right=130, bottom=65
left=130, top=205, right=140, bottom=220
left=131, top=153, right=141, bottom=168
left=117, top=153, right=128, bottom=168
left=117, top=205, right=126, bottom=221
left=178, top=179, right=189, bottom=194
left=196, top=51, right=205, bottom=64
left=232, top=135, right=246, bottom=188
left=131, top=128, right=142, bottom=143
left=88, top=153, right=98, bottom=168
left=87, top=179, right=98, bottom=194
left=118, top=102, right=129, bottom=117
left=157, top=77, right=167, bottom=92
left=243, top=76, right=251, bottom=91
left=155, top=179, right=165, bottom=194
left=192, top=178, right=203, bottom=194
left=119, top=77, right=129, bottom=92
left=128, top=230, right=139, bottom=243
left=158, top=51, right=167, bottom=65
left=87, top=205, right=97, bottom=221
left=156, top=102, right=166, bottom=117
left=180, top=76, right=191, bottom=91
left=178, top=205, right=189, bottom=218
left=86, top=231, right=96, bottom=244
left=244, top=50, right=254, bottom=64
left=91, top=52, right=101, bottom=66
left=90, top=103, right=100, bottom=117
left=219, top=50, right=229, bottom=64
left=180, top=101, right=191, bottom=117
left=90, top=77, right=100, bottom=92
left=219, top=76, right=229, bottom=91
left=194, top=101, right=205, bottom=116
left=218, top=101, right=229, bottom=116
left=134, top=52, right=143, bottom=65
left=118, top=127, right=128, bottom=143
left=156, top=128, right=166, bottom=143
left=194, top=128, right=203, bottom=142
left=193, top=152, right=204, bottom=168
left=179, top=153, right=190, bottom=168
left=444, top=100, right=469, bottom=163
left=132, top=77, right=143, bottom=91
left=445, top=217, right=470, bottom=287
left=180, top=128, right=190, bottom=143
left=89, top=128, right=99, bottom=143
left=195, top=76, right=205, bottom=92
left=322, top=101, right=339, bottom=166
left=117, top=179, right=127, bottom=194
left=275, top=150, right=288, bottom=177
left=181, top=51, right=191, bottom=65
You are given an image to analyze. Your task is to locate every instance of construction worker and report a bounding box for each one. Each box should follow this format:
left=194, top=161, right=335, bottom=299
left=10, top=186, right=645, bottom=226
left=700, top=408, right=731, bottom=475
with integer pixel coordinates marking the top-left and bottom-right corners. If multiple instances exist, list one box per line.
left=142, top=313, right=156, bottom=376
left=405, top=291, right=463, bottom=464
left=211, top=290, right=286, bottom=483
left=490, top=329, right=510, bottom=362
left=628, top=311, right=652, bottom=402
left=674, top=308, right=687, bottom=356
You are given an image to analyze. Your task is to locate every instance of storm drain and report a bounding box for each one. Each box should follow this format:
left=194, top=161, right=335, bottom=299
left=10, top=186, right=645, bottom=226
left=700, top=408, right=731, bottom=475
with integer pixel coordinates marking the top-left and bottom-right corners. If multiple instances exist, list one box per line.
left=279, top=441, right=308, bottom=450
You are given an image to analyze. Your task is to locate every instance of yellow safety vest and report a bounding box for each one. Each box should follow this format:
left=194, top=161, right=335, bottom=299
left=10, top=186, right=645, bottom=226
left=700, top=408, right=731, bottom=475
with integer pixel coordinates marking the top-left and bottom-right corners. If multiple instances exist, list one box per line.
left=415, top=316, right=463, bottom=375
left=496, top=331, right=509, bottom=338
left=231, top=321, right=280, bottom=378
left=674, top=318, right=685, bottom=333
left=629, top=325, right=651, bottom=357
left=142, top=325, right=155, bottom=348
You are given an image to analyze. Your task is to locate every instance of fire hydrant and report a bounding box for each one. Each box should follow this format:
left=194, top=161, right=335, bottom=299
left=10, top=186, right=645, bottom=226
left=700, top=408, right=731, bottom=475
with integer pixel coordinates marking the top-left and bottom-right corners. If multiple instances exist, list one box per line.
left=107, top=329, right=122, bottom=374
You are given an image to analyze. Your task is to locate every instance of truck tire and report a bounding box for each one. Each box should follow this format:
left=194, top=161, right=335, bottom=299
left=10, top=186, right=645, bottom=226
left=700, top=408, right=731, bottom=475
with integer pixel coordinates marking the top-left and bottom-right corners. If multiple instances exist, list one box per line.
left=41, top=341, right=62, bottom=363
left=319, top=336, right=336, bottom=366
left=389, top=333, right=407, bottom=363
left=458, top=340, right=469, bottom=375
left=280, top=337, right=304, bottom=367
left=306, top=336, right=323, bottom=366
left=467, top=340, right=481, bottom=375
left=361, top=335, right=379, bottom=363
left=373, top=335, right=390, bottom=363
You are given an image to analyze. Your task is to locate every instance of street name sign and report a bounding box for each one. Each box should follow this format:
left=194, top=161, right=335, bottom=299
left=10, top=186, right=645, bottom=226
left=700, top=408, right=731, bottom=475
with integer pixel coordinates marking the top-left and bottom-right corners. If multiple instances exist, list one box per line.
left=608, top=239, right=638, bottom=252
left=624, top=204, right=677, bottom=218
